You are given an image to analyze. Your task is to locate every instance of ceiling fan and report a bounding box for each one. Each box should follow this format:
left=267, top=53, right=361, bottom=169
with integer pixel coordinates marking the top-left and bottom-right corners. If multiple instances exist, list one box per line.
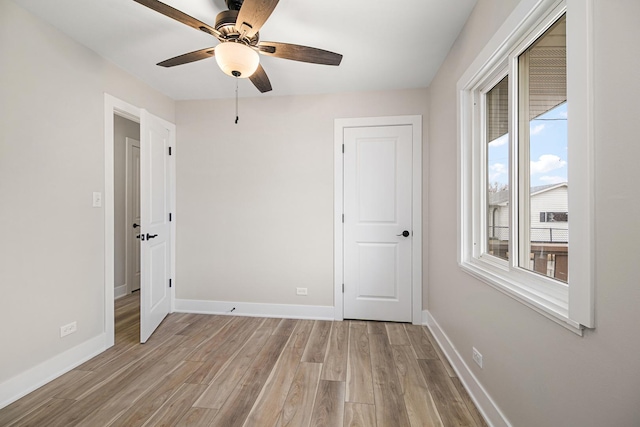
left=133, top=0, right=343, bottom=93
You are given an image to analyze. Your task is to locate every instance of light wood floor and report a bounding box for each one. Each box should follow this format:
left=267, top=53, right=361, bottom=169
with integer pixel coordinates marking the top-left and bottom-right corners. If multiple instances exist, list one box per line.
left=0, top=293, right=487, bottom=427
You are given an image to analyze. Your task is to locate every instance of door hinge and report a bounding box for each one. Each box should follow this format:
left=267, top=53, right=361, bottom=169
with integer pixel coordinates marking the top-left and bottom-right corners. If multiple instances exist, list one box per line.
left=168, top=147, right=172, bottom=156
left=169, top=279, right=172, bottom=288
left=342, top=283, right=344, bottom=293
left=169, top=212, right=172, bottom=222
left=342, top=144, right=344, bottom=153
left=342, top=214, right=344, bottom=223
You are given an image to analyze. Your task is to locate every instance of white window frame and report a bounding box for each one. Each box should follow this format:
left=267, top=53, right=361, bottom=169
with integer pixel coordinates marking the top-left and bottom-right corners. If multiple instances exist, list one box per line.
left=457, top=0, right=594, bottom=334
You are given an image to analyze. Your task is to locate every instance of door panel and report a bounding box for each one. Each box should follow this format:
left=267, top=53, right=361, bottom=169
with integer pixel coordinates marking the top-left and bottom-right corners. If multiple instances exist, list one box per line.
left=358, top=243, right=398, bottom=298
left=344, top=125, right=413, bottom=322
left=150, top=242, right=168, bottom=308
left=140, top=109, right=172, bottom=343
left=357, top=139, right=397, bottom=222
left=150, top=139, right=168, bottom=225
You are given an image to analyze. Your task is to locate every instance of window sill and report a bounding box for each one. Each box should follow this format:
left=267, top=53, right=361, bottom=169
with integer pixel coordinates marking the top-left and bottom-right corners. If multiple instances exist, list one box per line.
left=459, top=259, right=583, bottom=335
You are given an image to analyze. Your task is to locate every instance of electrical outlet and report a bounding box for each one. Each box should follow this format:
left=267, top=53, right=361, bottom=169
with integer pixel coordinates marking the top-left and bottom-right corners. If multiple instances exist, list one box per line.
left=472, top=347, right=483, bottom=368
left=296, top=287, right=308, bottom=296
left=60, top=321, right=77, bottom=337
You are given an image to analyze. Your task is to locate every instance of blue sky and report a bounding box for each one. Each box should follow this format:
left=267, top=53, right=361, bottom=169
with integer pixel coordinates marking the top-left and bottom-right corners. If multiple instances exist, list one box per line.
left=488, top=102, right=567, bottom=188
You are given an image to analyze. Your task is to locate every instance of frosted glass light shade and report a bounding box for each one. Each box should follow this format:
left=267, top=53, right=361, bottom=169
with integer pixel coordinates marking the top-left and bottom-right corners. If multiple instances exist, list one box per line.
left=215, top=42, right=259, bottom=78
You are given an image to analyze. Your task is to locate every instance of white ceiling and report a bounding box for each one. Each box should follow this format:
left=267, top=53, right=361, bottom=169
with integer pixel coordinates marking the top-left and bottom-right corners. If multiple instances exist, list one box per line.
left=12, top=0, right=477, bottom=100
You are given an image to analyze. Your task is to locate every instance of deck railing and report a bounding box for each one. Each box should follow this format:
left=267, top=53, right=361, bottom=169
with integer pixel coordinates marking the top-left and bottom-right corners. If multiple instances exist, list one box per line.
left=488, top=226, right=568, bottom=243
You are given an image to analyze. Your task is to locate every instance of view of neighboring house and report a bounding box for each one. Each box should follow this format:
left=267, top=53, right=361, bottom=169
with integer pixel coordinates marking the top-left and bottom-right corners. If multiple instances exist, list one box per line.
left=488, top=182, right=568, bottom=281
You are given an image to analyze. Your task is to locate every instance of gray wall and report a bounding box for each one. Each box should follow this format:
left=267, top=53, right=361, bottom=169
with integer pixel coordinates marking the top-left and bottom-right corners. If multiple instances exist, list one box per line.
left=0, top=0, right=174, bottom=385
left=175, top=90, right=428, bottom=307
left=114, top=115, right=140, bottom=295
left=426, top=0, right=640, bottom=425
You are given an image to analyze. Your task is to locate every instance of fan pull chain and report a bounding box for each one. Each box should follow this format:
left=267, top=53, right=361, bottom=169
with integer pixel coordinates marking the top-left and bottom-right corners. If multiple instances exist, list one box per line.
left=235, top=76, right=239, bottom=124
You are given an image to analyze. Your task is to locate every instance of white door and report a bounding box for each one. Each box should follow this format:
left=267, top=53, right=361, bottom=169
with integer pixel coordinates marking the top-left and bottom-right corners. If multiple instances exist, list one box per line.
left=140, top=110, right=173, bottom=343
left=343, top=125, right=413, bottom=322
left=126, top=138, right=141, bottom=292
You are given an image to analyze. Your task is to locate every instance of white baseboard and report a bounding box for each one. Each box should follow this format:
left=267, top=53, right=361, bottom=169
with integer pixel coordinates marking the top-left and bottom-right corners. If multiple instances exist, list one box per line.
left=174, top=299, right=335, bottom=321
left=0, top=333, right=107, bottom=409
left=114, top=284, right=128, bottom=299
left=423, top=310, right=511, bottom=427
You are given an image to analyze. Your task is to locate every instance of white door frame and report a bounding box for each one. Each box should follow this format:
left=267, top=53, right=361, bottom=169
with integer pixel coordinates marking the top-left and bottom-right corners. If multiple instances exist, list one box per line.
left=104, top=94, right=176, bottom=347
left=125, top=137, right=140, bottom=294
left=334, top=115, right=422, bottom=324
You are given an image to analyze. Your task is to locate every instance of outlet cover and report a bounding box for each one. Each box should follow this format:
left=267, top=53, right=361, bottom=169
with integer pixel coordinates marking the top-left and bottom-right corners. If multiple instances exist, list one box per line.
left=472, top=347, right=483, bottom=368
left=60, top=321, right=77, bottom=337
left=296, top=287, right=308, bottom=296
left=92, top=192, right=102, bottom=207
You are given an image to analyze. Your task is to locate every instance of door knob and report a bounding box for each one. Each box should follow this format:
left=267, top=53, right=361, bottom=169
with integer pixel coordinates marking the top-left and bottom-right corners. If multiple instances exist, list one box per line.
left=396, top=230, right=410, bottom=237
left=133, top=223, right=140, bottom=228
left=146, top=233, right=158, bottom=240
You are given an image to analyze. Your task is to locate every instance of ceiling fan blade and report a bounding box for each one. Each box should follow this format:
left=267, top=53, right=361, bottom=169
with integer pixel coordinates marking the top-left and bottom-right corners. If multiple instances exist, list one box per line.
left=249, top=64, right=272, bottom=93
left=257, top=42, right=343, bottom=66
left=157, top=47, right=216, bottom=67
left=133, top=0, right=221, bottom=39
left=235, top=0, right=280, bottom=39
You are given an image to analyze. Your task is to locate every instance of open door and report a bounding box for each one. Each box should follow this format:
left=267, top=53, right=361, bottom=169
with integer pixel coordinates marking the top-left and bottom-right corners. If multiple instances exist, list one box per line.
left=140, top=109, right=174, bottom=343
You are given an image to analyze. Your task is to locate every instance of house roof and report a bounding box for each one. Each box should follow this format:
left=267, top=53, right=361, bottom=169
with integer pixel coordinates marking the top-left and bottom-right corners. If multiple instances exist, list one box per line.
left=489, top=182, right=567, bottom=206
left=531, top=182, right=567, bottom=195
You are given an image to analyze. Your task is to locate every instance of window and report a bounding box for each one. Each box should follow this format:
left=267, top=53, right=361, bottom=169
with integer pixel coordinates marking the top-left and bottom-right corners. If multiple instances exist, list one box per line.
left=517, top=15, right=568, bottom=283
left=458, top=0, right=594, bottom=333
left=540, top=212, right=568, bottom=223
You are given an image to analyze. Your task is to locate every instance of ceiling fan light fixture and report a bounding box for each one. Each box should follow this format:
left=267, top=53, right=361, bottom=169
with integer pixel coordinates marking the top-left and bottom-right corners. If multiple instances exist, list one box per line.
left=215, top=42, right=259, bottom=78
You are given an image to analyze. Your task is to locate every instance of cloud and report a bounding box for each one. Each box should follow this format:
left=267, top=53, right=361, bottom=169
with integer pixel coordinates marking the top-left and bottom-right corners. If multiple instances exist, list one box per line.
left=489, top=133, right=508, bottom=147
left=539, top=175, right=566, bottom=184
left=530, top=154, right=567, bottom=175
left=489, top=162, right=508, bottom=182
left=530, top=124, right=545, bottom=135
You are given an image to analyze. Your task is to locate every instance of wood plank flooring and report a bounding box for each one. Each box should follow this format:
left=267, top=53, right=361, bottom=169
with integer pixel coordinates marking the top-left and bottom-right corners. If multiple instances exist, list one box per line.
left=0, top=293, right=487, bottom=427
